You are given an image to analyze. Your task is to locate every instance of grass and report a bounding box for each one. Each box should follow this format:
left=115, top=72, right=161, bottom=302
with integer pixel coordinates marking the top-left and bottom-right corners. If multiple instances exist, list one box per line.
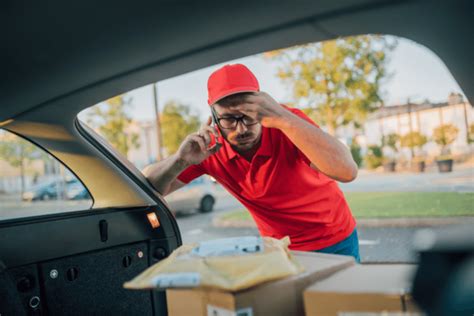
left=220, top=192, right=474, bottom=222
left=346, top=192, right=474, bottom=218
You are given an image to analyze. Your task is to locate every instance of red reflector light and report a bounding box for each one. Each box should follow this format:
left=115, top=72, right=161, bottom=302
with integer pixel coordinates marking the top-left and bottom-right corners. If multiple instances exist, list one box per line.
left=147, top=212, right=160, bottom=229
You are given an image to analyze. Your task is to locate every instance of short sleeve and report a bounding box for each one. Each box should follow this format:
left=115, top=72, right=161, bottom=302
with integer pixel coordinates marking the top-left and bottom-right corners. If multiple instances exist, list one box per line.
left=177, top=163, right=206, bottom=184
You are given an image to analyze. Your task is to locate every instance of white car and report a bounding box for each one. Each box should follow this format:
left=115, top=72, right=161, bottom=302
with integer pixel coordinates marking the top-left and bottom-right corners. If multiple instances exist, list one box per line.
left=165, top=176, right=217, bottom=214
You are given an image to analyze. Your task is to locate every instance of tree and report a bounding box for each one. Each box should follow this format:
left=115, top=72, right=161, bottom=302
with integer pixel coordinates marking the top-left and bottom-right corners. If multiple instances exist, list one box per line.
left=468, top=123, right=474, bottom=144
left=161, top=101, right=201, bottom=155
left=365, top=145, right=383, bottom=169
left=265, top=35, right=396, bottom=135
left=400, top=131, right=428, bottom=157
left=86, top=95, right=140, bottom=156
left=350, top=137, right=363, bottom=167
left=381, top=132, right=400, bottom=163
left=433, top=124, right=459, bottom=155
left=382, top=133, right=400, bottom=153
left=0, top=133, right=42, bottom=195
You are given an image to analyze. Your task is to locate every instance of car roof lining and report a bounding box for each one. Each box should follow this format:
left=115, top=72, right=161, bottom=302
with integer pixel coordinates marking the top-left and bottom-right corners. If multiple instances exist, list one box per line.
left=2, top=0, right=472, bottom=123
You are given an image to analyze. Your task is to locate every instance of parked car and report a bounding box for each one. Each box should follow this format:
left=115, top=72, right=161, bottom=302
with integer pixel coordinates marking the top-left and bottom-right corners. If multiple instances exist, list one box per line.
left=65, top=181, right=91, bottom=200
left=22, top=179, right=90, bottom=201
left=165, top=176, right=217, bottom=215
left=21, top=181, right=58, bottom=201
left=0, top=1, right=472, bottom=315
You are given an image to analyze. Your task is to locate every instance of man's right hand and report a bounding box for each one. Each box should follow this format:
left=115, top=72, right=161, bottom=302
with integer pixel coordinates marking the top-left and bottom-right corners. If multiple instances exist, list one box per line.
left=176, top=116, right=222, bottom=165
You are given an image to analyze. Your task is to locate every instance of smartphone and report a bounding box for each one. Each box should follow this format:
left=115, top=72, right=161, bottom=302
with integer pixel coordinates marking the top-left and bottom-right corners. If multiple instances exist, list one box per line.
left=208, top=107, right=221, bottom=149
left=210, top=106, right=219, bottom=127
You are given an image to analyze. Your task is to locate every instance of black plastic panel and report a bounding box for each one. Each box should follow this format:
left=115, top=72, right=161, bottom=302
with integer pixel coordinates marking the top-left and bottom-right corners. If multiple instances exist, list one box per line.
left=0, top=264, right=40, bottom=315
left=39, top=242, right=152, bottom=315
left=0, top=206, right=174, bottom=268
left=9, top=264, right=43, bottom=315
left=0, top=203, right=179, bottom=315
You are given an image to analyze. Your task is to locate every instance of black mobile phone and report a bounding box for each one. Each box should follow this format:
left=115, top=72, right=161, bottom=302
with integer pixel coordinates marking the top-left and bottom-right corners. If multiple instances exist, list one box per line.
left=210, top=107, right=219, bottom=128
left=209, top=107, right=222, bottom=148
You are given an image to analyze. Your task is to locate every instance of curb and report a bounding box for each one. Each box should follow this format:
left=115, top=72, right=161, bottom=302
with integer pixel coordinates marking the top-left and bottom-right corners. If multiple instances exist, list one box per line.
left=213, top=216, right=474, bottom=229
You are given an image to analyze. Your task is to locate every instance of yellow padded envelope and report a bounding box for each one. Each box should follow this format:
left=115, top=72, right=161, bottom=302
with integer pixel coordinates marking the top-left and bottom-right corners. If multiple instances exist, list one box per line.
left=124, top=236, right=303, bottom=292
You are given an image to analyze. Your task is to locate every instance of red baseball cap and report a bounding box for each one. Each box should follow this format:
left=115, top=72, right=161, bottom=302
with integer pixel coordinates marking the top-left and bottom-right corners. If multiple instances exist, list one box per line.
left=207, top=64, right=260, bottom=105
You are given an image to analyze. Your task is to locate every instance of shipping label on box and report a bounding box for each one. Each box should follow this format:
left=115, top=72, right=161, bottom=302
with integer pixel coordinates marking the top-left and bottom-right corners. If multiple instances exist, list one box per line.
left=207, top=305, right=253, bottom=316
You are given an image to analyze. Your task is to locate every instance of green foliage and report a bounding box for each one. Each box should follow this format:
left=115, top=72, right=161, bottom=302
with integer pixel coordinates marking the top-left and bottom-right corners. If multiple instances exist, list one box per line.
left=400, top=131, right=428, bottom=150
left=0, top=132, right=41, bottom=168
left=382, top=133, right=400, bottom=152
left=266, top=35, right=396, bottom=135
left=348, top=192, right=474, bottom=218
left=433, top=124, right=459, bottom=154
left=365, top=144, right=383, bottom=169
left=469, top=124, right=474, bottom=144
left=161, top=101, right=201, bottom=155
left=86, top=95, right=140, bottom=156
left=0, top=131, right=47, bottom=195
left=350, top=138, right=363, bottom=167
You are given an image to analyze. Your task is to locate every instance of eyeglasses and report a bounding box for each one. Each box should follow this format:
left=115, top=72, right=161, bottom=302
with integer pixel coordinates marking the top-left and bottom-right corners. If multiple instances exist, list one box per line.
left=211, top=108, right=258, bottom=129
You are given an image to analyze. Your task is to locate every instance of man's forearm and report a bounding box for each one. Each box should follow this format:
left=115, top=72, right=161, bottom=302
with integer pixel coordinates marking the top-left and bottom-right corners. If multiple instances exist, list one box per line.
left=277, top=112, right=358, bottom=182
left=142, top=154, right=190, bottom=195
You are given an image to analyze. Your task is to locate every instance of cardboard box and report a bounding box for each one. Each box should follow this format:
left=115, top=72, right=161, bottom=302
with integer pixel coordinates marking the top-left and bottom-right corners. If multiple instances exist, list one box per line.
left=304, top=264, right=423, bottom=316
left=167, top=251, right=355, bottom=316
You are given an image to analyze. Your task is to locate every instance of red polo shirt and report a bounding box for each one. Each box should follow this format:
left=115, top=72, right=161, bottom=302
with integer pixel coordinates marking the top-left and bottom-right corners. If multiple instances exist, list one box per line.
left=177, top=107, right=356, bottom=251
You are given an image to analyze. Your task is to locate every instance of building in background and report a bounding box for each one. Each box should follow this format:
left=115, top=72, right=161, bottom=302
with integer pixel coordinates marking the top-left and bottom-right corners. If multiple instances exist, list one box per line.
left=112, top=93, right=473, bottom=170
left=339, top=93, right=473, bottom=160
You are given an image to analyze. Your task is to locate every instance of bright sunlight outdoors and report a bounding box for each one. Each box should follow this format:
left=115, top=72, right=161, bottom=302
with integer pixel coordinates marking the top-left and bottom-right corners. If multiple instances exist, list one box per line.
left=3, top=35, right=471, bottom=263
left=76, top=35, right=474, bottom=262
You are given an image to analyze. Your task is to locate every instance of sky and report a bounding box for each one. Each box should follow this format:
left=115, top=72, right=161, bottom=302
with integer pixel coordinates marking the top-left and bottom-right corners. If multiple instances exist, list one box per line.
left=107, top=36, right=465, bottom=122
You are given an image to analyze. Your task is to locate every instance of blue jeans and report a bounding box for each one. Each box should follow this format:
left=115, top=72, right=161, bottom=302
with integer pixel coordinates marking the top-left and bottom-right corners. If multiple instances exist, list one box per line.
left=313, top=229, right=360, bottom=263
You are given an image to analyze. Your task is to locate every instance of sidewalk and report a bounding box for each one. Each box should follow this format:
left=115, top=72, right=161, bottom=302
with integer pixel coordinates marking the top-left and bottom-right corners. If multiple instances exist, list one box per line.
left=360, top=159, right=474, bottom=174
left=340, top=164, right=474, bottom=193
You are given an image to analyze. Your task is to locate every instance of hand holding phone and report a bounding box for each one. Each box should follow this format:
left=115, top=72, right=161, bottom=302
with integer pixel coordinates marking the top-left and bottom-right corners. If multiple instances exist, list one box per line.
left=200, top=115, right=221, bottom=151
left=176, top=116, right=222, bottom=166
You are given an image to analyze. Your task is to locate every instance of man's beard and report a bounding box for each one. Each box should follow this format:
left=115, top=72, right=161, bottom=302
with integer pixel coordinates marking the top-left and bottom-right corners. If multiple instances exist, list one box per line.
left=228, top=131, right=260, bottom=152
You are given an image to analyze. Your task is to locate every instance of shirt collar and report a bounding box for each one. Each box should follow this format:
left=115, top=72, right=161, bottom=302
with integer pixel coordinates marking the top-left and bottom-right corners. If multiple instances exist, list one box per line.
left=222, top=126, right=272, bottom=161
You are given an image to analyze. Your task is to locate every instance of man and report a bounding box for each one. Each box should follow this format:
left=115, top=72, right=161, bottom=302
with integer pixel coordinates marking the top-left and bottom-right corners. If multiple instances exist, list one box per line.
left=144, top=64, right=360, bottom=261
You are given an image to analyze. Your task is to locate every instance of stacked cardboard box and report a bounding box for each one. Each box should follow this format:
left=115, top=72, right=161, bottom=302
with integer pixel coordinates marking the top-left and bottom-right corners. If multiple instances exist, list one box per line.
left=304, top=264, right=423, bottom=315
left=167, top=251, right=355, bottom=316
